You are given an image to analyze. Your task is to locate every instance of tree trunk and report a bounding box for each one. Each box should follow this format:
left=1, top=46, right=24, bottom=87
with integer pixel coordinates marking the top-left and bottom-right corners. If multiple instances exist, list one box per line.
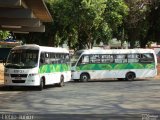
left=140, top=39, right=147, bottom=48
left=127, top=28, right=138, bottom=48
left=48, top=32, right=56, bottom=47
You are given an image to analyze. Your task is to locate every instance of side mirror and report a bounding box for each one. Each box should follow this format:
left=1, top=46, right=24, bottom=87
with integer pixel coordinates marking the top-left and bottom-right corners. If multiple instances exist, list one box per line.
left=40, top=59, right=44, bottom=64
left=77, top=63, right=80, bottom=66
left=77, top=62, right=84, bottom=66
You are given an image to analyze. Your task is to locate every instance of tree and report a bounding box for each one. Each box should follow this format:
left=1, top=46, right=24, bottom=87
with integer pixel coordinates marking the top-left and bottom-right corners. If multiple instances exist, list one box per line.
left=0, top=30, right=10, bottom=40
left=15, top=0, right=129, bottom=50
left=145, top=0, right=160, bottom=45
left=124, top=0, right=160, bottom=48
left=103, top=0, right=129, bottom=47
left=104, top=0, right=128, bottom=31
left=44, top=0, right=79, bottom=48
left=76, top=0, right=108, bottom=49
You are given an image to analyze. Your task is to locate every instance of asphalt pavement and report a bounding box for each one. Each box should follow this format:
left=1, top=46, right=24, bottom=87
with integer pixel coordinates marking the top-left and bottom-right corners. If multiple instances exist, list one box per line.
left=0, top=79, right=160, bottom=120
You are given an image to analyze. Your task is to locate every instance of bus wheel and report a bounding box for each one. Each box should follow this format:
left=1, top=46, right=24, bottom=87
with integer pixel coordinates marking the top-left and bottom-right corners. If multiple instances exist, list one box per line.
left=125, top=72, right=135, bottom=81
left=58, top=76, right=64, bottom=87
left=80, top=73, right=90, bottom=82
left=38, top=78, right=44, bottom=91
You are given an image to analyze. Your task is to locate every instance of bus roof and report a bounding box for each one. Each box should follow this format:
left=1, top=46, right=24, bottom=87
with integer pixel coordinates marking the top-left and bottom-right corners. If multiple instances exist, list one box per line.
left=78, top=49, right=155, bottom=54
left=12, top=44, right=69, bottom=53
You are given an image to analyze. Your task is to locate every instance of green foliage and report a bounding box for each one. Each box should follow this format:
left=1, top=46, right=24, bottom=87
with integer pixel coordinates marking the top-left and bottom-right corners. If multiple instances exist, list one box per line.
left=15, top=0, right=129, bottom=49
left=0, top=30, right=10, bottom=40
left=94, top=22, right=112, bottom=45
left=104, top=0, right=129, bottom=31
left=124, top=0, right=160, bottom=48
left=148, top=1, right=160, bottom=43
left=77, top=0, right=108, bottom=49
left=41, top=0, right=129, bottom=49
left=14, top=0, right=160, bottom=49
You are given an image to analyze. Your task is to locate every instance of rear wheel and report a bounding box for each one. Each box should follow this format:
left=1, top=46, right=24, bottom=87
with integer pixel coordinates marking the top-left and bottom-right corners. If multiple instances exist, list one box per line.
left=125, top=72, right=135, bottom=81
left=38, top=78, right=44, bottom=91
left=58, top=76, right=64, bottom=87
left=80, top=73, right=90, bottom=82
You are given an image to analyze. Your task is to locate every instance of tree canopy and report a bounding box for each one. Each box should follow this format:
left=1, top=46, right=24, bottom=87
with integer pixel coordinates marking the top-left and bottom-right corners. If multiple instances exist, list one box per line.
left=124, top=0, right=160, bottom=48
left=0, top=31, right=10, bottom=41
left=14, top=0, right=160, bottom=49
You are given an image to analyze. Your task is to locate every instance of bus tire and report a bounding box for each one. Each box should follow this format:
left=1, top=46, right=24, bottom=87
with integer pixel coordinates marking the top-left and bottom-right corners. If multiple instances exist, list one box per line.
left=80, top=73, right=90, bottom=82
left=58, top=75, right=64, bottom=87
left=125, top=72, right=135, bottom=81
left=38, top=78, right=45, bottom=91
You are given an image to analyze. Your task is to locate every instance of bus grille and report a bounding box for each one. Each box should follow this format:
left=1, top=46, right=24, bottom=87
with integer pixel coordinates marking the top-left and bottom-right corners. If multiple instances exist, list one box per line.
left=11, top=74, right=27, bottom=78
left=12, top=80, right=25, bottom=83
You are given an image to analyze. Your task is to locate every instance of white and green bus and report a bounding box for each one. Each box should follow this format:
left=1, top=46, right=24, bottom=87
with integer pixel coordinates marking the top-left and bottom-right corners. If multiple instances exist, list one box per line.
left=71, top=49, right=157, bottom=82
left=4, top=44, right=71, bottom=90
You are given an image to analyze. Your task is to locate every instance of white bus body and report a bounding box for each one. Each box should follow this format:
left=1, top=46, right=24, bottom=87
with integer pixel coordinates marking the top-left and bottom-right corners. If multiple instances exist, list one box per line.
left=71, top=49, right=157, bottom=81
left=4, top=44, right=71, bottom=90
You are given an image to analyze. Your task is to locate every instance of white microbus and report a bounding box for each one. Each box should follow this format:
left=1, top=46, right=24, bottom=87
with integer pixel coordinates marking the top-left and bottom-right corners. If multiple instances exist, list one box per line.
left=4, top=44, right=71, bottom=90
left=71, top=49, right=157, bottom=81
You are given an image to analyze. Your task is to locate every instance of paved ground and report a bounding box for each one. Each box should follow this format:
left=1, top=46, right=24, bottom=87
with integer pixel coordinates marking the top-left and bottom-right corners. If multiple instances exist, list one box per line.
left=0, top=80, right=160, bottom=116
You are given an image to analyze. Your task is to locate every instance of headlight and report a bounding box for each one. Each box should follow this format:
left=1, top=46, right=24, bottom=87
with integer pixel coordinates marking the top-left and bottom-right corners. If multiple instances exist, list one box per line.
left=28, top=73, right=38, bottom=77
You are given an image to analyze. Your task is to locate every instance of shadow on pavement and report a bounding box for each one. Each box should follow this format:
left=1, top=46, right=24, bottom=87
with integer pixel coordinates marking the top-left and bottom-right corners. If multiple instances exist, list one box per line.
left=0, top=84, right=58, bottom=91
left=32, top=114, right=142, bottom=120
left=70, top=79, right=151, bottom=83
left=0, top=79, right=152, bottom=91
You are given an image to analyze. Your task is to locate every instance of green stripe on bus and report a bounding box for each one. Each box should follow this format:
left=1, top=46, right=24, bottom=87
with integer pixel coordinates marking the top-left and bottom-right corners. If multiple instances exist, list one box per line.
left=38, top=64, right=70, bottom=73
left=76, top=63, right=155, bottom=71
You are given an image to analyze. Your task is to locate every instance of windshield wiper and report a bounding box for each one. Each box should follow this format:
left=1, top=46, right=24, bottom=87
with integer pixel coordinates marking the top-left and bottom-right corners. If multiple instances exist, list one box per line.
left=5, top=64, right=22, bottom=69
left=6, top=64, right=36, bottom=69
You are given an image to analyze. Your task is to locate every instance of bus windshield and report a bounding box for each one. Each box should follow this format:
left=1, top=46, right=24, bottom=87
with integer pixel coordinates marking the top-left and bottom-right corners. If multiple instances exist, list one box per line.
left=71, top=51, right=82, bottom=66
left=5, top=49, right=39, bottom=69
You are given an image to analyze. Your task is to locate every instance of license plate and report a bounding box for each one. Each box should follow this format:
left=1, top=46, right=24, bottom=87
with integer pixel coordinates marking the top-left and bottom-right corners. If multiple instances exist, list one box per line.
left=15, top=77, right=22, bottom=80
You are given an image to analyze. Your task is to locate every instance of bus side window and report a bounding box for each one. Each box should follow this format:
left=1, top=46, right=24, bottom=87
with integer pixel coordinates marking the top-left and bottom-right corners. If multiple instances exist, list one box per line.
left=52, top=53, right=58, bottom=64
left=65, top=54, right=70, bottom=64
left=45, top=53, right=50, bottom=64
left=101, top=54, right=113, bottom=63
left=127, top=54, right=140, bottom=63
left=77, top=55, right=89, bottom=65
left=90, top=54, right=101, bottom=63
left=140, top=53, right=154, bottom=63
left=114, top=54, right=127, bottom=63
left=57, top=53, right=62, bottom=64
